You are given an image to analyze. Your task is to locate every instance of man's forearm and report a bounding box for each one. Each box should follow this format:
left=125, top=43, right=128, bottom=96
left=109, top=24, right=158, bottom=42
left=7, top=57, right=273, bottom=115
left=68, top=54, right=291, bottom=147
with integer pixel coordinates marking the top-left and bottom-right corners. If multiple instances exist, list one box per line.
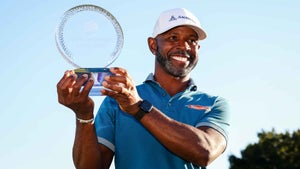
left=73, top=121, right=102, bottom=169
left=140, top=108, right=226, bottom=166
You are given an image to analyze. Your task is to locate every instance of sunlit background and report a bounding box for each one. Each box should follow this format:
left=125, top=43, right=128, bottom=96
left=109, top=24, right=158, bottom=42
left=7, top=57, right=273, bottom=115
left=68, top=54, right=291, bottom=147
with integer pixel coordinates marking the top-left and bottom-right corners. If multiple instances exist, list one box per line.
left=1, top=0, right=299, bottom=168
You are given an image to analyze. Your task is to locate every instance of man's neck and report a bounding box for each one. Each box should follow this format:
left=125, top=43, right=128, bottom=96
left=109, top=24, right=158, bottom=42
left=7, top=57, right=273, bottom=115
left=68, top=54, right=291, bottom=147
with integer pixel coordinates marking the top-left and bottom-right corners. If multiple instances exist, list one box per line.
left=154, top=71, right=190, bottom=97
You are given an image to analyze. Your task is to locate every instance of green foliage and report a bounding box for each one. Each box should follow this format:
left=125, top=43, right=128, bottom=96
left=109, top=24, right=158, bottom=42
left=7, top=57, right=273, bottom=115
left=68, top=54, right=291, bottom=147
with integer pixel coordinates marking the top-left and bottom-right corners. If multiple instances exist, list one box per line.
left=229, top=129, right=300, bottom=169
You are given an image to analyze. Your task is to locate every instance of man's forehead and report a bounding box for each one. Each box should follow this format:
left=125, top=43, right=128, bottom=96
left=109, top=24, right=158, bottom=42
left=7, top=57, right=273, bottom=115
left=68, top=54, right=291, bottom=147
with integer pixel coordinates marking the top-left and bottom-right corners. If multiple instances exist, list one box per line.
left=161, top=26, right=198, bottom=37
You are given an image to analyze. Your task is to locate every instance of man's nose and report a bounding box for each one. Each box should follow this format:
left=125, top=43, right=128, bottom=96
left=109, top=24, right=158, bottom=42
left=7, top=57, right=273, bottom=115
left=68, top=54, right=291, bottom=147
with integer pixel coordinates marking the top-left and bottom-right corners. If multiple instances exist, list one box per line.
left=176, top=40, right=191, bottom=51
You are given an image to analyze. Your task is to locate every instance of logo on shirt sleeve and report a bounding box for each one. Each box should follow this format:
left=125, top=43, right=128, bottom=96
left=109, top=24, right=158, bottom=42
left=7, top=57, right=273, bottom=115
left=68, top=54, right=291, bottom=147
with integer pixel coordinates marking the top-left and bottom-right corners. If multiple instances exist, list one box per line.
left=186, top=105, right=211, bottom=111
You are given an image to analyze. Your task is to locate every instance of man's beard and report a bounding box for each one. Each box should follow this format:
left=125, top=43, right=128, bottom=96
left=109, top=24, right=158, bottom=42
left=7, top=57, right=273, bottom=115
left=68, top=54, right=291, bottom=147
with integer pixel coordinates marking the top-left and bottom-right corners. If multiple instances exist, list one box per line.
left=155, top=48, right=198, bottom=78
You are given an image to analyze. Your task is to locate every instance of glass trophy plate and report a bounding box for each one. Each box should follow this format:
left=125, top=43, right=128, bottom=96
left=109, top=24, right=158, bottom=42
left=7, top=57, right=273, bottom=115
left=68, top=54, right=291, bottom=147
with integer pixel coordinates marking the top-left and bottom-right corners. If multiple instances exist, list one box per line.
left=55, top=4, right=124, bottom=96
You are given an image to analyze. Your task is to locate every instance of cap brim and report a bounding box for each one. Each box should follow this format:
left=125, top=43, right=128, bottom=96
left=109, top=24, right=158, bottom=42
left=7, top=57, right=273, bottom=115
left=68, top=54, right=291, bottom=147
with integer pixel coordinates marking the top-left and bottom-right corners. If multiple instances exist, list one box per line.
left=153, top=25, right=207, bottom=40
left=189, top=25, right=207, bottom=40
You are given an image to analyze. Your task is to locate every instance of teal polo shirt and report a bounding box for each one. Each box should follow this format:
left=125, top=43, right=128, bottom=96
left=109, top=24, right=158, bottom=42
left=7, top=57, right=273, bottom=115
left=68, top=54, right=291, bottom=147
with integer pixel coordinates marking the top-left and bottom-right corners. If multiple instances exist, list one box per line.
left=94, top=74, right=230, bottom=169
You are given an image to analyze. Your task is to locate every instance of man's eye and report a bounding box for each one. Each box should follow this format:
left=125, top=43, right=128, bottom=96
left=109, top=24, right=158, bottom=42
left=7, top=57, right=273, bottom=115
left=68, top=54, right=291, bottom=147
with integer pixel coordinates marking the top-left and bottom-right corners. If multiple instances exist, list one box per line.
left=168, top=36, right=178, bottom=41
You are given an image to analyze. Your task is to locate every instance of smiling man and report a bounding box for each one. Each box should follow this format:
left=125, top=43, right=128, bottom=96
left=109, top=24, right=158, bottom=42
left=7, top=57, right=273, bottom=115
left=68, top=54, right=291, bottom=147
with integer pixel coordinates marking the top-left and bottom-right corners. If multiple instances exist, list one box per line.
left=57, top=8, right=230, bottom=169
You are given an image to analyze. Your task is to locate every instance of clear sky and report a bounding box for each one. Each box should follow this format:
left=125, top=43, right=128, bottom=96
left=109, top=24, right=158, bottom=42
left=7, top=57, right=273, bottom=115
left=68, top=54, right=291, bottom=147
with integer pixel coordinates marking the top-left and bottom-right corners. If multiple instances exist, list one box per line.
left=0, top=0, right=299, bottom=168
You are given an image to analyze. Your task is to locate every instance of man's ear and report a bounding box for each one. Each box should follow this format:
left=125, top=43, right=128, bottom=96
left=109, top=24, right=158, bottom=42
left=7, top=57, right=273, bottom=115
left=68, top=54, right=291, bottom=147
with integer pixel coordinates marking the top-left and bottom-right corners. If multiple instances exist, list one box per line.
left=147, top=37, right=157, bottom=55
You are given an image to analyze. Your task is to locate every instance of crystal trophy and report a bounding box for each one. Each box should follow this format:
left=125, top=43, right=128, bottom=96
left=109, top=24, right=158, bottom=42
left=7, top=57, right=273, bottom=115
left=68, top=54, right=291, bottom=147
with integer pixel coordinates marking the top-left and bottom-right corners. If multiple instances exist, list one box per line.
left=55, top=4, right=124, bottom=96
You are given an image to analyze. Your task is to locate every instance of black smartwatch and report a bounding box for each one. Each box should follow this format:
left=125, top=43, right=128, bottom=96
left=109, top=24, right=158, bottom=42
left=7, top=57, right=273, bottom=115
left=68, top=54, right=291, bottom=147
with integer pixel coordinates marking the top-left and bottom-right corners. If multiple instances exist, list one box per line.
left=134, top=100, right=153, bottom=121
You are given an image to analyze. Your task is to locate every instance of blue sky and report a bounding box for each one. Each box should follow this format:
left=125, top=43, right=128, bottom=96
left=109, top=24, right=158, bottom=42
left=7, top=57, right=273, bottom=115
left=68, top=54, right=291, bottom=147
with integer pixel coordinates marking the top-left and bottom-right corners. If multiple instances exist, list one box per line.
left=0, top=0, right=299, bottom=168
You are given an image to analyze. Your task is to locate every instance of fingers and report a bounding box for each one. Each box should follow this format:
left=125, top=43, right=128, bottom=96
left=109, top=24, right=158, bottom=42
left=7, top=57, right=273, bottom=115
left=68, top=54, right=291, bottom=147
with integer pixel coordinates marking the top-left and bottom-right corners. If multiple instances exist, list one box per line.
left=109, top=67, right=131, bottom=79
left=101, top=69, right=130, bottom=97
left=108, top=67, right=133, bottom=88
left=56, top=70, right=74, bottom=89
left=56, top=70, right=95, bottom=118
left=57, top=70, right=94, bottom=100
left=101, top=67, right=142, bottom=114
left=81, top=77, right=94, bottom=98
left=102, top=80, right=125, bottom=95
left=109, top=67, right=128, bottom=76
left=57, top=70, right=76, bottom=100
left=71, top=74, right=88, bottom=97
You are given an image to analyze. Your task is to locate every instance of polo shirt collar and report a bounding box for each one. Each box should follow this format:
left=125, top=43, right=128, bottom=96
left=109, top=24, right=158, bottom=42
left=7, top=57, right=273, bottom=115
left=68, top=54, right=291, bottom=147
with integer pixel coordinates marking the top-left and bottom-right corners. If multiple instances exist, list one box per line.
left=144, top=73, right=197, bottom=92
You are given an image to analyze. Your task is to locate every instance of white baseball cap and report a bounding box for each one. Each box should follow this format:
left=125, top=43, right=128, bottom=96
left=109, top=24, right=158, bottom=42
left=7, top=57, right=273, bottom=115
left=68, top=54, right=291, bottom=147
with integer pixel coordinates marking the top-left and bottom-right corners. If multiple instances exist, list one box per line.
left=152, top=8, right=207, bottom=40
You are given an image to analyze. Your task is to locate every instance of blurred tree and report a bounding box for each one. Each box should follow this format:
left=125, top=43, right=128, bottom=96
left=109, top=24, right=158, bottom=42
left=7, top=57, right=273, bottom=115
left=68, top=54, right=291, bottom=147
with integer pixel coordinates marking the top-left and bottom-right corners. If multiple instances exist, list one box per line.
left=229, top=129, right=300, bottom=169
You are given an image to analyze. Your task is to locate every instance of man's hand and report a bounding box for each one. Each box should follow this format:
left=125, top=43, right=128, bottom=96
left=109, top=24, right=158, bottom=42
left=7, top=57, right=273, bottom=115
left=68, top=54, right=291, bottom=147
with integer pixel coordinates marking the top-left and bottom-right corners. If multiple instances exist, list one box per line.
left=101, top=67, right=142, bottom=115
left=56, top=70, right=95, bottom=119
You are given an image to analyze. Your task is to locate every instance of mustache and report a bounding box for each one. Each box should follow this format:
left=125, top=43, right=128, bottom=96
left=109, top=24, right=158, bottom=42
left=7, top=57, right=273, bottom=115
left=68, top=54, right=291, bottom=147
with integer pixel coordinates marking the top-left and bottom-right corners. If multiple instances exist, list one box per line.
left=169, top=50, right=191, bottom=58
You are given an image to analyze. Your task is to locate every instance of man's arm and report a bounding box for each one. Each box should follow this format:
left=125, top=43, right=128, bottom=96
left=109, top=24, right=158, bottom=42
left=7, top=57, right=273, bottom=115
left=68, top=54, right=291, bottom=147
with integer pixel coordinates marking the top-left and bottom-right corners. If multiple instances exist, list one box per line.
left=73, top=121, right=114, bottom=169
left=57, top=70, right=114, bottom=169
left=140, top=108, right=226, bottom=166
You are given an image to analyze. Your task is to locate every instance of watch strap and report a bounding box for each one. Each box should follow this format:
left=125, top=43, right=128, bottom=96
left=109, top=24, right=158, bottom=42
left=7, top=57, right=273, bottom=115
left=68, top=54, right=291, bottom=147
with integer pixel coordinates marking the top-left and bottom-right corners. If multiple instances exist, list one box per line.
left=134, top=109, right=147, bottom=121
left=134, top=100, right=153, bottom=121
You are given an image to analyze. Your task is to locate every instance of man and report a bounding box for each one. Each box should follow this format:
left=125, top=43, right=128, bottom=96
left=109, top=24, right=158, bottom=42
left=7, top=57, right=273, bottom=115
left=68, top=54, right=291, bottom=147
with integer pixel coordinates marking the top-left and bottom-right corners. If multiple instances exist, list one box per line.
left=57, top=8, right=230, bottom=169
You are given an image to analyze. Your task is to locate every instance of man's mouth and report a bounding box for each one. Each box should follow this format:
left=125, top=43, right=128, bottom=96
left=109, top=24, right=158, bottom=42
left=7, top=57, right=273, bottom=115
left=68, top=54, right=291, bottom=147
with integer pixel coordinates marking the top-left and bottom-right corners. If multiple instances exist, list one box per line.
left=172, top=56, right=188, bottom=62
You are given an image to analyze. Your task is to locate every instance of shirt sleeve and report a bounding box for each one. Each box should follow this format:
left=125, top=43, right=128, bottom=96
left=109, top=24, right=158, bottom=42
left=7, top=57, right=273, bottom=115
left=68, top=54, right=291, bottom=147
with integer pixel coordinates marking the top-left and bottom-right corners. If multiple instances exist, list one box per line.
left=196, top=96, right=230, bottom=143
left=94, top=97, right=117, bottom=152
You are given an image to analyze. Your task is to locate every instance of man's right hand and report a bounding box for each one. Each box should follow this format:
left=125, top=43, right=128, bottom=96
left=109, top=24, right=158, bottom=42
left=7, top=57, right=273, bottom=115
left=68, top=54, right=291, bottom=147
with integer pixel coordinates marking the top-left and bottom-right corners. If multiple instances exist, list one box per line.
left=56, top=70, right=95, bottom=119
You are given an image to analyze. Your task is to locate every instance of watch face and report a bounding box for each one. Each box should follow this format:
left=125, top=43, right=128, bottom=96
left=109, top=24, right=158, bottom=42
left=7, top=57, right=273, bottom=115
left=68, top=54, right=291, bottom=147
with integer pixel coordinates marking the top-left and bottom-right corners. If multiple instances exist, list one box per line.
left=140, top=100, right=153, bottom=112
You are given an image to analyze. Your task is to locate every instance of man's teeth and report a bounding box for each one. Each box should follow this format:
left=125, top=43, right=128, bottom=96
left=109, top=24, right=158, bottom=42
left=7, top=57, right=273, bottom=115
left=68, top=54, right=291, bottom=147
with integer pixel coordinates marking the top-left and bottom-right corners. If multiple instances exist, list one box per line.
left=172, top=56, right=188, bottom=62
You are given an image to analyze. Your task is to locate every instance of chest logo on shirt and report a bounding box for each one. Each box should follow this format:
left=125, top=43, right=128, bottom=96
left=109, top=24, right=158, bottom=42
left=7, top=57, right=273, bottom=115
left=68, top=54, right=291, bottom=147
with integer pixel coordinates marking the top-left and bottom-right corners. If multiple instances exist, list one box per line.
left=186, top=105, right=211, bottom=111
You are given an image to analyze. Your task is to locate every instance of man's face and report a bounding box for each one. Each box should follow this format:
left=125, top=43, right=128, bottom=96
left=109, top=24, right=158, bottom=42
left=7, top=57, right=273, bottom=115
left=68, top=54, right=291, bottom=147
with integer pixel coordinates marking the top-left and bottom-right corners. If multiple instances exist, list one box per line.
left=154, top=26, right=200, bottom=78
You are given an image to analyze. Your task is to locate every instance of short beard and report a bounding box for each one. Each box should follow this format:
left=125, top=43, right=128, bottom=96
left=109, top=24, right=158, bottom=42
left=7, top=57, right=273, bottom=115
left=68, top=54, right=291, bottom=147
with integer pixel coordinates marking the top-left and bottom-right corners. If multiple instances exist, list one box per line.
left=155, top=47, right=198, bottom=78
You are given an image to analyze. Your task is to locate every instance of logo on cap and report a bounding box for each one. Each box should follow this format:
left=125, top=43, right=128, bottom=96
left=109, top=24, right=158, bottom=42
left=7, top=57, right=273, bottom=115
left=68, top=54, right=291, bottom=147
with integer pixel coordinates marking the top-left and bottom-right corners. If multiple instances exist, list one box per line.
left=168, top=15, right=195, bottom=23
